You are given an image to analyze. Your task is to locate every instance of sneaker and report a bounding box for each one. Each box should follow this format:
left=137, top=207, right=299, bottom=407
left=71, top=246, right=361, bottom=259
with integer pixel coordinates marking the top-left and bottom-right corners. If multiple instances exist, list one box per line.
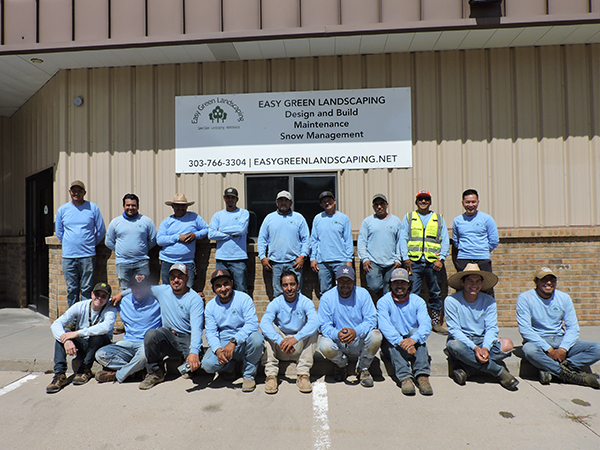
left=73, top=369, right=93, bottom=386
left=264, top=376, right=278, bottom=394
left=497, top=367, right=519, bottom=391
left=359, top=369, right=374, bottom=388
left=242, top=378, right=256, bottom=392
left=95, top=370, right=117, bottom=383
left=139, top=369, right=165, bottom=390
left=452, top=368, right=467, bottom=386
left=401, top=378, right=416, bottom=396
left=431, top=310, right=449, bottom=335
left=333, top=365, right=347, bottom=382
left=46, top=373, right=68, bottom=394
left=297, top=374, right=312, bottom=393
left=416, top=375, right=434, bottom=396
left=539, top=371, right=552, bottom=385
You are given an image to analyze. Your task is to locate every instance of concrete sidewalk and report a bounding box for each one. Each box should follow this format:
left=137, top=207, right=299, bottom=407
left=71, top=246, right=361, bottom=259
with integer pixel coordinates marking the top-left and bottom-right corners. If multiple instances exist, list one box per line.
left=1, top=306, right=599, bottom=377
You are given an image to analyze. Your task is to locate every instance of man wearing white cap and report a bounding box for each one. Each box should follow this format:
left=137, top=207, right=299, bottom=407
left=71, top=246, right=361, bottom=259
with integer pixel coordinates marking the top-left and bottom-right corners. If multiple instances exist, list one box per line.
left=55, top=180, right=106, bottom=306
left=378, top=268, right=433, bottom=396
left=157, top=193, right=208, bottom=288
left=257, top=190, right=310, bottom=298
left=445, top=263, right=519, bottom=390
left=318, top=265, right=382, bottom=388
left=517, top=267, right=600, bottom=388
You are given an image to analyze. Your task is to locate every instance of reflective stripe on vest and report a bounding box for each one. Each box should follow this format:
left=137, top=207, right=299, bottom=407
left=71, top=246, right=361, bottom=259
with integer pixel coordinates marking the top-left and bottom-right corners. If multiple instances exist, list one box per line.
left=406, top=211, right=442, bottom=263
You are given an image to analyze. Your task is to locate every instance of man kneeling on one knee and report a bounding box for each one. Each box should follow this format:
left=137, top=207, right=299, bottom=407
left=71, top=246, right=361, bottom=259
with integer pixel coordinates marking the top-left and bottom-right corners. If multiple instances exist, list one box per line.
left=261, top=270, right=319, bottom=394
left=318, top=265, right=382, bottom=387
left=445, top=263, right=519, bottom=391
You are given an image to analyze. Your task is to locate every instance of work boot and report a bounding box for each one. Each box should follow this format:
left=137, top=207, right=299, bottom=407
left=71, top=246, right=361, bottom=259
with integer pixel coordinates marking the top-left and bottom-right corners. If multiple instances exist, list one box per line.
left=46, top=373, right=68, bottom=394
left=400, top=378, right=416, bottom=396
left=73, top=369, right=93, bottom=386
left=242, top=378, right=256, bottom=392
left=539, top=370, right=552, bottom=385
left=139, top=368, right=165, bottom=390
left=416, top=375, right=434, bottom=396
left=497, top=367, right=519, bottom=391
left=264, top=375, right=278, bottom=394
left=95, top=370, right=117, bottom=383
left=559, top=362, right=600, bottom=388
left=297, top=374, right=312, bottom=393
left=452, top=368, right=467, bottom=386
left=430, top=310, right=449, bottom=335
left=333, top=365, right=347, bottom=382
left=359, top=369, right=374, bottom=388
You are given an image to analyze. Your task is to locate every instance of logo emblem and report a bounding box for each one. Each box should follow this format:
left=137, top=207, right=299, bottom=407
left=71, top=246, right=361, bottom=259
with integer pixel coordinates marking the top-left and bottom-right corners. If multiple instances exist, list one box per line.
left=209, top=106, right=227, bottom=123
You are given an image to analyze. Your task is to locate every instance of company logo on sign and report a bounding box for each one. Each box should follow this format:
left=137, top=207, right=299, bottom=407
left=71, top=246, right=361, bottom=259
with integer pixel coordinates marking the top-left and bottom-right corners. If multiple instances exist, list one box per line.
left=209, top=106, right=227, bottom=123
left=190, top=97, right=245, bottom=125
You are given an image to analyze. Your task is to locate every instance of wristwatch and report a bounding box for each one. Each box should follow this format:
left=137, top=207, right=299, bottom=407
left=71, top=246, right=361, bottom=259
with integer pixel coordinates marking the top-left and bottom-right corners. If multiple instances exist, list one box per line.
left=229, top=337, right=237, bottom=345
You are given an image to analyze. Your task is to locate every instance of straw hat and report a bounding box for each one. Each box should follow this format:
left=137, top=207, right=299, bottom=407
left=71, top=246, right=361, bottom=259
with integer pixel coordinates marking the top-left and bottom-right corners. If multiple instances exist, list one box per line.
left=165, top=193, right=195, bottom=206
left=448, top=263, right=498, bottom=292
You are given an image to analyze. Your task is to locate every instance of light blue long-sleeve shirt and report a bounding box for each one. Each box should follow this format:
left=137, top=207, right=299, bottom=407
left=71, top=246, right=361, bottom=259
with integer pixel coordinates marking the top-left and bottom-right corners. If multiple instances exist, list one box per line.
left=51, top=299, right=117, bottom=341
left=204, top=291, right=259, bottom=352
left=257, top=211, right=310, bottom=262
left=377, top=292, right=432, bottom=346
left=149, top=285, right=204, bottom=355
left=357, top=214, right=402, bottom=266
left=310, top=211, right=354, bottom=263
left=445, top=291, right=498, bottom=351
left=318, top=285, right=377, bottom=341
left=208, top=208, right=249, bottom=260
left=260, top=293, right=319, bottom=344
left=118, top=292, right=162, bottom=343
left=157, top=212, right=208, bottom=264
left=452, top=211, right=499, bottom=260
left=516, top=288, right=579, bottom=352
left=105, top=213, right=157, bottom=265
left=55, top=201, right=106, bottom=258
left=399, top=211, right=449, bottom=261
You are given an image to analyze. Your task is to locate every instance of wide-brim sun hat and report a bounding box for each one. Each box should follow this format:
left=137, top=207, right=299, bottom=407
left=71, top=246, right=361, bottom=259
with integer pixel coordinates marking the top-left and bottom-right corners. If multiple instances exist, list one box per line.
left=448, top=263, right=498, bottom=292
left=165, top=193, right=195, bottom=206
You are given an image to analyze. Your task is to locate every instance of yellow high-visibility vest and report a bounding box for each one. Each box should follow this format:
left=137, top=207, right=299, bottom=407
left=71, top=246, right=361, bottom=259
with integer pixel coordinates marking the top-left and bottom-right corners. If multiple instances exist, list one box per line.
left=406, top=211, right=443, bottom=262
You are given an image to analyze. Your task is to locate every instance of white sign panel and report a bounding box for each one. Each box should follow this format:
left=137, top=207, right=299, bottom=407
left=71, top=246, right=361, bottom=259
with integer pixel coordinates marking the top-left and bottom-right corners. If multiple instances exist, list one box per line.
left=175, top=88, right=412, bottom=173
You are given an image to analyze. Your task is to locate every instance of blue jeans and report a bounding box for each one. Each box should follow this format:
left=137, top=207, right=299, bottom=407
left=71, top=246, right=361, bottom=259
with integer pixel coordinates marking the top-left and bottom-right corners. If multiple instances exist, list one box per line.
left=53, top=335, right=111, bottom=374
left=95, top=340, right=146, bottom=383
left=318, top=261, right=347, bottom=295
left=365, top=263, right=394, bottom=298
left=216, top=260, right=248, bottom=293
left=319, top=329, right=383, bottom=371
left=116, top=260, right=150, bottom=292
left=271, top=262, right=303, bottom=298
left=522, top=336, right=600, bottom=377
left=144, top=327, right=192, bottom=374
left=446, top=336, right=509, bottom=377
left=201, top=332, right=264, bottom=380
left=62, top=256, right=96, bottom=307
left=381, top=337, right=431, bottom=381
left=160, top=260, right=195, bottom=288
left=410, top=259, right=443, bottom=312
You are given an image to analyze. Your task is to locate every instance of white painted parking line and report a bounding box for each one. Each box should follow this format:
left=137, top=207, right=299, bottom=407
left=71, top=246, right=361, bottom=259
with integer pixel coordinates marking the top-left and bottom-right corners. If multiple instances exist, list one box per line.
left=312, top=380, right=331, bottom=450
left=0, top=373, right=38, bottom=396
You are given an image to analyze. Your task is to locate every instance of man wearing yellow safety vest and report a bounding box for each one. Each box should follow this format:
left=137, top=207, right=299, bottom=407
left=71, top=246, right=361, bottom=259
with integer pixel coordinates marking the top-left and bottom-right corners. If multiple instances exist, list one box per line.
left=400, top=191, right=450, bottom=334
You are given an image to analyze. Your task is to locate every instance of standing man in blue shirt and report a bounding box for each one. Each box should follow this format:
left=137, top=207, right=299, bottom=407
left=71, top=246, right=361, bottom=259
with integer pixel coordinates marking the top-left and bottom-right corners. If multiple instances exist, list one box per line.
left=157, top=193, right=208, bottom=288
left=208, top=187, right=250, bottom=293
left=95, top=274, right=161, bottom=384
left=378, top=268, right=433, bottom=396
left=55, top=180, right=106, bottom=306
left=517, top=267, right=600, bottom=388
left=357, top=193, right=402, bottom=299
left=400, top=190, right=450, bottom=334
left=257, top=190, right=310, bottom=298
left=445, top=263, right=519, bottom=390
left=310, top=191, right=354, bottom=296
left=452, top=189, right=499, bottom=296
left=105, top=193, right=157, bottom=291
left=201, top=269, right=264, bottom=393
left=261, top=270, right=319, bottom=394
left=318, top=266, right=382, bottom=388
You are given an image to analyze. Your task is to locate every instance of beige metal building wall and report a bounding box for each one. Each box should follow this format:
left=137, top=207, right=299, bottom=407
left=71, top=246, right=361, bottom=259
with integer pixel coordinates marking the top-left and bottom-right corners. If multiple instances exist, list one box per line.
left=2, top=44, right=599, bottom=234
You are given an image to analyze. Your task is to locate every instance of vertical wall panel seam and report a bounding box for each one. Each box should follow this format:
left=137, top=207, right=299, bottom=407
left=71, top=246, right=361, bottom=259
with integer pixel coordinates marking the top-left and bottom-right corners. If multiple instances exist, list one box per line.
left=484, top=49, right=493, bottom=216
left=587, top=44, right=598, bottom=224
left=560, top=45, right=569, bottom=226
left=535, top=47, right=544, bottom=227
left=411, top=52, right=418, bottom=191
left=510, top=48, right=519, bottom=226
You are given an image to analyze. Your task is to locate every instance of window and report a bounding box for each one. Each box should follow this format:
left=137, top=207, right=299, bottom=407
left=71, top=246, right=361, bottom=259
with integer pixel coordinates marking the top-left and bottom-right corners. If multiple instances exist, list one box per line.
left=245, top=173, right=337, bottom=238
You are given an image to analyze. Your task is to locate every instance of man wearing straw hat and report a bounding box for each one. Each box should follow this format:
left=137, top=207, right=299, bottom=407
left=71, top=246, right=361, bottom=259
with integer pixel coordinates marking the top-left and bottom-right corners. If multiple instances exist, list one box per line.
left=445, top=263, right=519, bottom=390
left=157, top=193, right=208, bottom=288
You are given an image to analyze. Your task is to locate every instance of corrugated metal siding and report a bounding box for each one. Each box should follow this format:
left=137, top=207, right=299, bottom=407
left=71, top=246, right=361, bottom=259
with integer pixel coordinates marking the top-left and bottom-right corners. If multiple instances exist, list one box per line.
left=3, top=44, right=600, bottom=236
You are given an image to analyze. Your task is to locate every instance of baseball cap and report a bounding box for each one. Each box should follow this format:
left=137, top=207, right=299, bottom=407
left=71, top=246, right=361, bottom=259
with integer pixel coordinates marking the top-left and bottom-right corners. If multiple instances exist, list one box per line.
left=92, top=282, right=112, bottom=297
left=416, top=190, right=432, bottom=199
left=210, top=268, right=233, bottom=284
left=335, top=265, right=356, bottom=281
left=533, top=267, right=557, bottom=280
left=224, top=187, right=238, bottom=197
left=169, top=263, right=189, bottom=276
left=277, top=190, right=292, bottom=201
left=372, top=193, right=388, bottom=203
left=319, top=191, right=335, bottom=200
left=390, top=268, right=410, bottom=283
left=70, top=180, right=86, bottom=191
left=130, top=274, right=150, bottom=286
